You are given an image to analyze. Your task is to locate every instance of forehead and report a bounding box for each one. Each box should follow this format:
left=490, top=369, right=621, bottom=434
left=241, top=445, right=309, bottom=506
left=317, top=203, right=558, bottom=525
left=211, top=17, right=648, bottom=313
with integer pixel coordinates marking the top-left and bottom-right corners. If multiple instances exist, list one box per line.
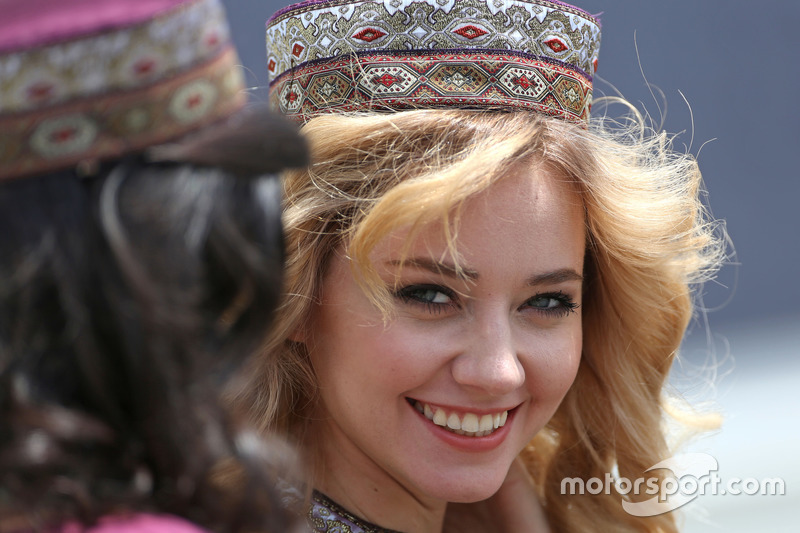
left=463, top=162, right=583, bottom=233
left=371, top=162, right=586, bottom=274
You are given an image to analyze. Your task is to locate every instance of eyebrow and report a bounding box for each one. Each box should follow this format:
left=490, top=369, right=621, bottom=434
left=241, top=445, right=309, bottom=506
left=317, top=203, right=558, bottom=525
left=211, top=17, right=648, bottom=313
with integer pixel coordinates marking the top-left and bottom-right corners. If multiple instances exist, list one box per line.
left=386, top=258, right=583, bottom=286
left=386, top=258, right=478, bottom=280
left=526, top=268, right=584, bottom=287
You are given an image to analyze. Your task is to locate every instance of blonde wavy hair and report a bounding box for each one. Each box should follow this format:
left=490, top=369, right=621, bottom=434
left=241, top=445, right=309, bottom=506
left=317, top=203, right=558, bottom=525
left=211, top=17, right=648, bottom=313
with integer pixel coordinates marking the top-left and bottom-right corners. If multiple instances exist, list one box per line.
left=234, top=108, right=723, bottom=532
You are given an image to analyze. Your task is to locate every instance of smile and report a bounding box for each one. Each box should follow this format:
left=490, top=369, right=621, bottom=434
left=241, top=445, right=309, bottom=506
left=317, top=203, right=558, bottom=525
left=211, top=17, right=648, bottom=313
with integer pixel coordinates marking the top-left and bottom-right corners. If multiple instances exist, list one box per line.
left=410, top=400, right=508, bottom=437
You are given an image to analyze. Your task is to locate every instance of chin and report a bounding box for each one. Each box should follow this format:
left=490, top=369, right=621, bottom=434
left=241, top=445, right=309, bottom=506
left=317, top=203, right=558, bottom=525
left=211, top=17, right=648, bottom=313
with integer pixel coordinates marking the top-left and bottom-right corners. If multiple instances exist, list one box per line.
left=423, top=469, right=507, bottom=504
left=444, top=485, right=504, bottom=504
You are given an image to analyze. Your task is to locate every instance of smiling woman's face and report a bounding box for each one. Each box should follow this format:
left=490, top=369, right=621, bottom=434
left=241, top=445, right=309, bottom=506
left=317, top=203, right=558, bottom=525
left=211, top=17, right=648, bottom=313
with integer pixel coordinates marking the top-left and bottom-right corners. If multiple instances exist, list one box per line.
left=304, top=162, right=586, bottom=515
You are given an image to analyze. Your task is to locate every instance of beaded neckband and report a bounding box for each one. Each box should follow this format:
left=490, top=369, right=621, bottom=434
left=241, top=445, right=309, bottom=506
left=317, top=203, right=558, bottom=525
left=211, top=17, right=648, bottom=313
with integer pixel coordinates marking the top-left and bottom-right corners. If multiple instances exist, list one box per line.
left=266, top=0, right=600, bottom=124
left=309, top=491, right=404, bottom=533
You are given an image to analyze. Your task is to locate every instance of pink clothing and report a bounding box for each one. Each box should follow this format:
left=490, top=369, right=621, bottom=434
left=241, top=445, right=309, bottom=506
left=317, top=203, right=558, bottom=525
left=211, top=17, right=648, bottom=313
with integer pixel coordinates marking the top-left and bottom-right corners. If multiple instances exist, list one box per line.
left=59, top=514, right=208, bottom=533
left=0, top=0, right=188, bottom=52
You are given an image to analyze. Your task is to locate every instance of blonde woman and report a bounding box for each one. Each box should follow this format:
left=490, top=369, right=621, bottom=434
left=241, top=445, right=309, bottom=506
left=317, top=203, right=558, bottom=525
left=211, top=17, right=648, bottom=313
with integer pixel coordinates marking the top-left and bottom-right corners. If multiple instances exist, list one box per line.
left=235, top=1, right=724, bottom=531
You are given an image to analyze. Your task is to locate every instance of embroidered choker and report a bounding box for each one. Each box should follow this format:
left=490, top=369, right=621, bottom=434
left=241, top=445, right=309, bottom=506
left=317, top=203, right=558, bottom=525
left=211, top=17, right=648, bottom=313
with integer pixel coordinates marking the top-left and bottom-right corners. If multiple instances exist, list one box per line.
left=266, top=0, right=600, bottom=124
left=309, top=491, right=404, bottom=533
left=0, top=0, right=246, bottom=181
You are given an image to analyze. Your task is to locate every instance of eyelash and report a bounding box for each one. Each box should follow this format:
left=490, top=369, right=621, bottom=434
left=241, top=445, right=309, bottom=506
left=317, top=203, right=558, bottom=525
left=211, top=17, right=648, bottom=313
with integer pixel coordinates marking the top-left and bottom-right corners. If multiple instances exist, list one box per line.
left=393, top=284, right=579, bottom=318
left=394, top=284, right=457, bottom=315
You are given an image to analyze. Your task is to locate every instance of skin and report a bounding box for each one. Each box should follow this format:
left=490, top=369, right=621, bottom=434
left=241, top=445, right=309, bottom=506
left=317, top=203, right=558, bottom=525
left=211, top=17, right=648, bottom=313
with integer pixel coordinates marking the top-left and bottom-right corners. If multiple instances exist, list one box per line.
left=443, top=457, right=551, bottom=532
left=301, top=162, right=586, bottom=532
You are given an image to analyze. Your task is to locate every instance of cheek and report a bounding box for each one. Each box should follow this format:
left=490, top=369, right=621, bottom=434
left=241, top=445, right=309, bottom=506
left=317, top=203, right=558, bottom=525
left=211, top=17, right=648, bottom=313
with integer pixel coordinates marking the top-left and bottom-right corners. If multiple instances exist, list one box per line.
left=524, top=324, right=582, bottom=403
left=357, top=321, right=453, bottom=387
left=311, top=310, right=443, bottom=393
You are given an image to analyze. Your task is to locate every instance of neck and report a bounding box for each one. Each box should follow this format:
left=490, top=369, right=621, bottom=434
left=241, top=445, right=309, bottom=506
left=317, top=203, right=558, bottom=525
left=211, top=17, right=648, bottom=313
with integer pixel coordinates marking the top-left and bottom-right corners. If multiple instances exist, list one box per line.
left=305, top=421, right=447, bottom=533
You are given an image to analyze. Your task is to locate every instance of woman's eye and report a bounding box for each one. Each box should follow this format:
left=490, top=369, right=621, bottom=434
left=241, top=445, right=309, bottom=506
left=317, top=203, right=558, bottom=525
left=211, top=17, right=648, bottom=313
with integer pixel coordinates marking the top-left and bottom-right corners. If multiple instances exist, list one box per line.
left=413, top=288, right=451, bottom=303
left=394, top=285, right=456, bottom=311
left=529, top=296, right=561, bottom=309
left=523, top=292, right=579, bottom=317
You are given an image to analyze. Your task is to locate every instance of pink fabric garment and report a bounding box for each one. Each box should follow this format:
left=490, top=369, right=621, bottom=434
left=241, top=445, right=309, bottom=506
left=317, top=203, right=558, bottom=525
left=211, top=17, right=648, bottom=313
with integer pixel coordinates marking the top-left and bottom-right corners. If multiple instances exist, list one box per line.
left=59, top=514, right=209, bottom=533
left=0, top=0, right=188, bottom=52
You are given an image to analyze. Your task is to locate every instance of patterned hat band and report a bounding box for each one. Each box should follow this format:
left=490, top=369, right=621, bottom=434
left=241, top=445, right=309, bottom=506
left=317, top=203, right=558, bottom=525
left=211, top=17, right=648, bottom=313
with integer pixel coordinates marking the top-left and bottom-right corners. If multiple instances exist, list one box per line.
left=0, top=0, right=246, bottom=181
left=266, top=0, right=600, bottom=124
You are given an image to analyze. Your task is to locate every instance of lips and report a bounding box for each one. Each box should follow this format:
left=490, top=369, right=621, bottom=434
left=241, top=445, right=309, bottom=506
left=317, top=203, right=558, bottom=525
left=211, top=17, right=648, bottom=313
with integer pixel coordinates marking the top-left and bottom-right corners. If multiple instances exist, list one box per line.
left=409, top=399, right=509, bottom=437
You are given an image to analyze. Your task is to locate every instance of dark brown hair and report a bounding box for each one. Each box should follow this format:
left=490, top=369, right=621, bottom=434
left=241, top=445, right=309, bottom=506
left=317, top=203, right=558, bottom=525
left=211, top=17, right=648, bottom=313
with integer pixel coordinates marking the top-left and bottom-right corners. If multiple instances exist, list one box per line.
left=0, top=111, right=306, bottom=532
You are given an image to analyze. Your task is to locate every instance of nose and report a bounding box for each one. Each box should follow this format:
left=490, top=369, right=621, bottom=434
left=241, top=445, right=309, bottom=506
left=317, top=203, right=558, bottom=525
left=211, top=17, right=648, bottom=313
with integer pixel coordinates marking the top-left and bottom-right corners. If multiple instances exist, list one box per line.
left=451, top=312, right=525, bottom=397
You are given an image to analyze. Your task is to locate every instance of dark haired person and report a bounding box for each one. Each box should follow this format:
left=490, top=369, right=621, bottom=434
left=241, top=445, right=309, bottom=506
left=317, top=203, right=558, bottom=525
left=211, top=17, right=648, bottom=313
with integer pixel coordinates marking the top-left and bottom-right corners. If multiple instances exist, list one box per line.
left=0, top=1, right=306, bottom=531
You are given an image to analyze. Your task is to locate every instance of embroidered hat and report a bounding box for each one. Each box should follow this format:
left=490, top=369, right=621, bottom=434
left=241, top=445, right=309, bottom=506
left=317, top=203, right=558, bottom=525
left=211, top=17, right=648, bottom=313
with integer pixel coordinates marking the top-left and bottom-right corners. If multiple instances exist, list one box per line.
left=0, top=0, right=247, bottom=181
left=266, top=0, right=600, bottom=124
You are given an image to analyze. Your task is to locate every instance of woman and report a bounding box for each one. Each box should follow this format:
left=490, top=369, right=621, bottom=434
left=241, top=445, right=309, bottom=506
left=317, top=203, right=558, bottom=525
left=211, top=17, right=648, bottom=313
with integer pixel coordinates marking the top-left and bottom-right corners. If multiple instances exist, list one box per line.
left=0, top=1, right=306, bottom=531
left=237, top=0, right=724, bottom=531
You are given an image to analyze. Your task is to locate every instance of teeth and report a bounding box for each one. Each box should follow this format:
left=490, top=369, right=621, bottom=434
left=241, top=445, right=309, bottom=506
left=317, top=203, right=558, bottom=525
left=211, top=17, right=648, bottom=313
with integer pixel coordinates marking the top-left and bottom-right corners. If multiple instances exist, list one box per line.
left=414, top=401, right=510, bottom=438
left=433, top=408, right=448, bottom=427
left=462, top=413, right=479, bottom=433
left=447, top=412, right=461, bottom=430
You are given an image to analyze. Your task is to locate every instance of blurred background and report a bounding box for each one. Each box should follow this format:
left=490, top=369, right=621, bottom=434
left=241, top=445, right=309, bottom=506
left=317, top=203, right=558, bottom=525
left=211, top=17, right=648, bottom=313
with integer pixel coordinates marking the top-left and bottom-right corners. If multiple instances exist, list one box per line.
left=221, top=0, right=799, bottom=530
